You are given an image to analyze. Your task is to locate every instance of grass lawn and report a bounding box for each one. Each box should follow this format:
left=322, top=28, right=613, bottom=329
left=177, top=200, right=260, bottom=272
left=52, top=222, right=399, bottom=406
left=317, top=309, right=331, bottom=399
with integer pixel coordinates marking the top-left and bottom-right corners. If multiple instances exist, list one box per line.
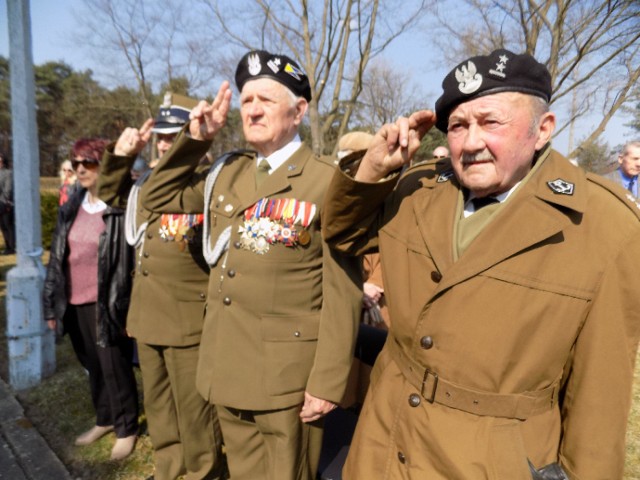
left=0, top=218, right=639, bottom=478
left=0, top=241, right=155, bottom=479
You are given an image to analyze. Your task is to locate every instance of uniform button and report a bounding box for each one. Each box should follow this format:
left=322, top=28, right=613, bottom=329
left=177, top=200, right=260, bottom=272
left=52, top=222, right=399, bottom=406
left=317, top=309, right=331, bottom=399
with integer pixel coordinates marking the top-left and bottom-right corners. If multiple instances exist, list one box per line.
left=408, top=394, right=421, bottom=407
left=199, top=292, right=206, bottom=299
left=223, top=297, right=232, bottom=306
left=143, top=252, right=149, bottom=258
left=430, top=271, right=442, bottom=282
left=233, top=241, right=241, bottom=249
left=397, top=452, right=406, bottom=464
left=420, top=336, right=434, bottom=349
left=228, top=269, right=236, bottom=278
left=142, top=270, right=149, bottom=276
left=294, top=331, right=301, bottom=337
left=147, top=232, right=153, bottom=239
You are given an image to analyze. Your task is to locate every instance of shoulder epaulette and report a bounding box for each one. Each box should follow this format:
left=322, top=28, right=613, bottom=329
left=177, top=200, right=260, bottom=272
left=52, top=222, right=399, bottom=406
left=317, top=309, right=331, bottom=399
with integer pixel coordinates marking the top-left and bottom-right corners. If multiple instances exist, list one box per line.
left=316, top=153, right=340, bottom=168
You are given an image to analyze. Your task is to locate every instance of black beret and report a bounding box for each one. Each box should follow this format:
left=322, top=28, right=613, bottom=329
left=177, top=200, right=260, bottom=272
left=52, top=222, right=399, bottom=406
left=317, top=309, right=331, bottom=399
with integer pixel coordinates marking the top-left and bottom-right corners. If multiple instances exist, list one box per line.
left=153, top=92, right=198, bottom=134
left=434, top=49, right=551, bottom=132
left=235, top=50, right=312, bottom=101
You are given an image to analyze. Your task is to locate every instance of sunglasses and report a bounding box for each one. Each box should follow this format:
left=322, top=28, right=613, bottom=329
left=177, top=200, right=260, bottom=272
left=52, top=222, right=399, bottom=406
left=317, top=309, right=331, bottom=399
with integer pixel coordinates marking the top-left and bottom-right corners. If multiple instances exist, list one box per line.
left=71, top=158, right=99, bottom=170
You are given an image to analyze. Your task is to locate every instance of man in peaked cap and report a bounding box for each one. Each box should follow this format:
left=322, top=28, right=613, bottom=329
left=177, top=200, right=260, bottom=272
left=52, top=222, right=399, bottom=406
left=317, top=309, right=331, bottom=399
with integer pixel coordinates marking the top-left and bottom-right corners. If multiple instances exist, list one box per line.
left=323, top=48, right=640, bottom=479
left=139, top=51, right=362, bottom=479
left=98, top=93, right=225, bottom=480
left=153, top=92, right=199, bottom=159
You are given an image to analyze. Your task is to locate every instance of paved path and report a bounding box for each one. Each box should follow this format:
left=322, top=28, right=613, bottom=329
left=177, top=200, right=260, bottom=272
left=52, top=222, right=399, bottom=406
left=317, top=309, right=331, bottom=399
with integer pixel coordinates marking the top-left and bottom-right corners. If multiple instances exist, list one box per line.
left=0, top=378, right=71, bottom=480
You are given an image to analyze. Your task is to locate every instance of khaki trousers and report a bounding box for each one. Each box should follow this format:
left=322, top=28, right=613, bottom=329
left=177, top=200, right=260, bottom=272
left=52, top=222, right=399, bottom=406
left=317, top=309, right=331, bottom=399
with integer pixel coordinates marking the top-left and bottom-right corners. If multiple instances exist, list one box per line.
left=218, top=404, right=324, bottom=480
left=138, top=343, right=225, bottom=480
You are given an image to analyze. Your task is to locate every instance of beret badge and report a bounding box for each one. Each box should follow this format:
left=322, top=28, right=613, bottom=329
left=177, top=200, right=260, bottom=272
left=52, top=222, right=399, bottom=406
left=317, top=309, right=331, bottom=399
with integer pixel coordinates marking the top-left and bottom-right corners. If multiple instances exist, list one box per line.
left=248, top=53, right=261, bottom=76
left=455, top=61, right=482, bottom=94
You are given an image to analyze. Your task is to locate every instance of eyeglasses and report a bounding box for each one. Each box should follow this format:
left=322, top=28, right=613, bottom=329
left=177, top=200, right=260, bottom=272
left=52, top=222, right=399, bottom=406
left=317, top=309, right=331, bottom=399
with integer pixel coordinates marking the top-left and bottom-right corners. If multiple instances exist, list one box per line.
left=71, top=158, right=99, bottom=170
left=434, top=155, right=446, bottom=159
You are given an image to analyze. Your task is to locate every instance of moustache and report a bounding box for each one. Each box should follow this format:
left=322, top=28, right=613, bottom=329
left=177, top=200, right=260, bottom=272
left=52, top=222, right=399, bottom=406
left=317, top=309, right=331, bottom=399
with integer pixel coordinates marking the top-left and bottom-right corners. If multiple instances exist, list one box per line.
left=461, top=152, right=495, bottom=164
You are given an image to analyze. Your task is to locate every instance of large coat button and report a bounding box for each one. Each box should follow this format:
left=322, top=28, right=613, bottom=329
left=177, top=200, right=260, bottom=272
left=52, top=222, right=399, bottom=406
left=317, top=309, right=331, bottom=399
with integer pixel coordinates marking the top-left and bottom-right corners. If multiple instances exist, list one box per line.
left=223, top=297, right=232, bottom=305
left=408, top=394, right=421, bottom=407
left=430, top=271, right=442, bottom=282
left=228, top=269, right=236, bottom=278
left=142, top=270, right=149, bottom=276
left=420, top=336, right=434, bottom=349
left=199, top=292, right=206, bottom=299
left=397, top=452, right=406, bottom=464
left=233, top=241, right=241, bottom=249
left=143, top=251, right=149, bottom=258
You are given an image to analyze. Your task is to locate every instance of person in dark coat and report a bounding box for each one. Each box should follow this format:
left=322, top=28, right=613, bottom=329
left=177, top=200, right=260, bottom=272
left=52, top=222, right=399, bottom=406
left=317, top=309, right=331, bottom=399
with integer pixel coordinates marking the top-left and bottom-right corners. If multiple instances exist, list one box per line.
left=43, top=138, right=139, bottom=461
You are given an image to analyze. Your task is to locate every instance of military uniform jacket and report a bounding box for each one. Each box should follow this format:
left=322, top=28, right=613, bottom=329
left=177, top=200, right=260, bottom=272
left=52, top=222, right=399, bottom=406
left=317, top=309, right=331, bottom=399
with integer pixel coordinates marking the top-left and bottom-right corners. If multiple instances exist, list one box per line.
left=141, top=134, right=362, bottom=411
left=322, top=149, right=640, bottom=479
left=98, top=148, right=210, bottom=346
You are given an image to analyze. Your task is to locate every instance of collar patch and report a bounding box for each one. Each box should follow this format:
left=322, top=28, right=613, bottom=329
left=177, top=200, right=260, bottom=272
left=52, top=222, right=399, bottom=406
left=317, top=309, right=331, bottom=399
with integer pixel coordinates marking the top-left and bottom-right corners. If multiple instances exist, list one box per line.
left=437, top=171, right=455, bottom=183
left=547, top=178, right=574, bottom=195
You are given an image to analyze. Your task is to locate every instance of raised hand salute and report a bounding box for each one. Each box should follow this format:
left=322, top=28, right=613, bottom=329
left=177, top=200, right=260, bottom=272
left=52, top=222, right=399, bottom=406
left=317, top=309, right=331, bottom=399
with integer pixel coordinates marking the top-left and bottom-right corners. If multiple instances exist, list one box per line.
left=188, top=81, right=233, bottom=141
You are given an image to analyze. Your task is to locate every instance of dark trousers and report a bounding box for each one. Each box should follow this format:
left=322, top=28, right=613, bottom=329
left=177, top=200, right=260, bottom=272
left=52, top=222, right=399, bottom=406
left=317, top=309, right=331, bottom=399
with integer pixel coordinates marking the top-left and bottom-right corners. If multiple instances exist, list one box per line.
left=0, top=209, right=15, bottom=251
left=65, top=303, right=139, bottom=438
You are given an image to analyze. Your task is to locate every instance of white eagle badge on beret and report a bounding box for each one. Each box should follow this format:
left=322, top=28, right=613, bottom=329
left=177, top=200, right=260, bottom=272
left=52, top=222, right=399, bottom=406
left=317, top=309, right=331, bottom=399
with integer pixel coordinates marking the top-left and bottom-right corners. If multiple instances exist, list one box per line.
left=455, top=61, right=482, bottom=94
left=248, top=53, right=261, bottom=76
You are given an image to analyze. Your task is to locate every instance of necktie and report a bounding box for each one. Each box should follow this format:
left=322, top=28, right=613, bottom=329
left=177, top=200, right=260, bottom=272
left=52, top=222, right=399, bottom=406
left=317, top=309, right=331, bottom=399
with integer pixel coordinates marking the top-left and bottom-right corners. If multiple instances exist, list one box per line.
left=628, top=177, right=636, bottom=194
left=255, top=159, right=270, bottom=187
left=471, top=196, right=498, bottom=211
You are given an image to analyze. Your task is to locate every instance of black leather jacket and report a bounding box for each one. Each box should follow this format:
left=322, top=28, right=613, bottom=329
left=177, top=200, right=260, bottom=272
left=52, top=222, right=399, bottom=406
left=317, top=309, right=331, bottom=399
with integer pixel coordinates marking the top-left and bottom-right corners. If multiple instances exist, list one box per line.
left=43, top=188, right=134, bottom=346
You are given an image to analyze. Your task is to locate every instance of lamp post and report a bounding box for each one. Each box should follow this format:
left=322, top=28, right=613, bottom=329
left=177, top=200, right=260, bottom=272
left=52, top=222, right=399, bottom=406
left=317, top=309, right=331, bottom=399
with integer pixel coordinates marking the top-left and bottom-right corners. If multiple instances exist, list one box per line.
left=5, top=0, right=55, bottom=390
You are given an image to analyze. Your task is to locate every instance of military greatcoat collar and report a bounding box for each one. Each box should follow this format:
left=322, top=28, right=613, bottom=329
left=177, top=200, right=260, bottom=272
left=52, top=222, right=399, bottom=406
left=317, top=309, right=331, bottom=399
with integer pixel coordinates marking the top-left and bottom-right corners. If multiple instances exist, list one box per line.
left=408, top=148, right=588, bottom=296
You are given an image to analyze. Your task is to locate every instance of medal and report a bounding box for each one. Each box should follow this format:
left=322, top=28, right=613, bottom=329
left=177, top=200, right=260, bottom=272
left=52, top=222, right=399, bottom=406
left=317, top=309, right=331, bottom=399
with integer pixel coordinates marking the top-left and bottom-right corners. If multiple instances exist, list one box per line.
left=298, top=229, right=310, bottom=246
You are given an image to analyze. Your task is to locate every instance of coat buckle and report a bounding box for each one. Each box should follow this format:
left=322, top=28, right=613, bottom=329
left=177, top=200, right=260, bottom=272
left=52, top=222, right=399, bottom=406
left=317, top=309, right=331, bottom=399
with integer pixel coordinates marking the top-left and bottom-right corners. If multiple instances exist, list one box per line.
left=421, top=369, right=439, bottom=403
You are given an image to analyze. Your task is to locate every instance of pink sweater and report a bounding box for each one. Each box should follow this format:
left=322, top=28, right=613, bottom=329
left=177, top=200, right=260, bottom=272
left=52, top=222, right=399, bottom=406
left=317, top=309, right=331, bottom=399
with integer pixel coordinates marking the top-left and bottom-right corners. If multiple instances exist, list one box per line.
left=66, top=206, right=106, bottom=305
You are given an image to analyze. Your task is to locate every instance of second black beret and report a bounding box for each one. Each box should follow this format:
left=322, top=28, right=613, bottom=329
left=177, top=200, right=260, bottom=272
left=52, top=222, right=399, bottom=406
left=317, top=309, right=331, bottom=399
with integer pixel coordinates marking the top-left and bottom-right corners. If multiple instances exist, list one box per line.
left=434, top=49, right=551, bottom=132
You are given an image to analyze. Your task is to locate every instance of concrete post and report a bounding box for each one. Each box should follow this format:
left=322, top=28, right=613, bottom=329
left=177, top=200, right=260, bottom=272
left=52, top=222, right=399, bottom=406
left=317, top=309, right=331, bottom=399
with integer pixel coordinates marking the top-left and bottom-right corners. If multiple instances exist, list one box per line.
left=5, top=0, right=54, bottom=390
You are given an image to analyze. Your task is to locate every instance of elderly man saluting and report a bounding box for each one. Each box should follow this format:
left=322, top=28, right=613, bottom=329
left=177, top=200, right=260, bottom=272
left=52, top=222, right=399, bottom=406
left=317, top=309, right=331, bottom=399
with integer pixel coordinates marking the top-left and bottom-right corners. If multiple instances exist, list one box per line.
left=323, top=49, right=640, bottom=479
left=141, top=50, right=362, bottom=480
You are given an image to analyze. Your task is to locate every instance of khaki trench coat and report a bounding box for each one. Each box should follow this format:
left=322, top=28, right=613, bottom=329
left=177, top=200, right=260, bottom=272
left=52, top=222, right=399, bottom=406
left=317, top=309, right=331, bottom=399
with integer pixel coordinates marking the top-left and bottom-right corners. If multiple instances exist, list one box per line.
left=141, top=134, right=362, bottom=411
left=322, top=148, right=640, bottom=479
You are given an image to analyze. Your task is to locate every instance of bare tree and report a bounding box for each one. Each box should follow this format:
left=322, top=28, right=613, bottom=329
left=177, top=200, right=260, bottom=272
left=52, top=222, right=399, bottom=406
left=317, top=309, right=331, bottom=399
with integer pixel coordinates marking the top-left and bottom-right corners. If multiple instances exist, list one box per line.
left=205, top=0, right=433, bottom=155
left=76, top=0, right=224, bottom=115
left=352, top=59, right=423, bottom=130
left=430, top=0, right=640, bottom=158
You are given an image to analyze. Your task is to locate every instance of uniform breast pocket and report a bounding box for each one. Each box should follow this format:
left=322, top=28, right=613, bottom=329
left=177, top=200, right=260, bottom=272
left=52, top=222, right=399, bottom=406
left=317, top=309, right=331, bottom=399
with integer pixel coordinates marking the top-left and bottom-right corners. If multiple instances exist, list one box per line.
left=261, top=313, right=320, bottom=396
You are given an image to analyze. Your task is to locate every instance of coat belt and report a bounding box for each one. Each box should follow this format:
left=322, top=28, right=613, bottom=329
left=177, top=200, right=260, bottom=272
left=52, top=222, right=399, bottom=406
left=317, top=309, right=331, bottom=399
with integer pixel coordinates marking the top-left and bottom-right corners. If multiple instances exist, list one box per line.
left=387, top=338, right=559, bottom=420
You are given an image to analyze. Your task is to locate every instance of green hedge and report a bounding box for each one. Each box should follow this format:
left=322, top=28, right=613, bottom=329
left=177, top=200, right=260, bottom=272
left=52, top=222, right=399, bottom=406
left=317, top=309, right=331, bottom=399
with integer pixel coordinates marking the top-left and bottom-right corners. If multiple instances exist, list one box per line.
left=41, top=192, right=59, bottom=250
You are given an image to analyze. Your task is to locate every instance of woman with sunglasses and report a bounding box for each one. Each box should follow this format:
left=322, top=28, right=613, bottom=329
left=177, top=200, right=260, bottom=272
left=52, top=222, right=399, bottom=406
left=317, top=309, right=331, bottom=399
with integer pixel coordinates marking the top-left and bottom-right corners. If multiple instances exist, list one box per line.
left=43, top=138, right=139, bottom=460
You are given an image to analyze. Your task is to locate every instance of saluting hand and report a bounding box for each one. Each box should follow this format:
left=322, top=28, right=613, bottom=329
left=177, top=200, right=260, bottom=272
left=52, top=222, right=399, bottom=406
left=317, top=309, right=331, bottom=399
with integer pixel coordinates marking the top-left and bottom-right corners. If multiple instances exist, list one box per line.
left=299, top=391, right=337, bottom=423
left=114, top=118, right=154, bottom=156
left=355, top=109, right=436, bottom=183
left=189, top=81, right=233, bottom=141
